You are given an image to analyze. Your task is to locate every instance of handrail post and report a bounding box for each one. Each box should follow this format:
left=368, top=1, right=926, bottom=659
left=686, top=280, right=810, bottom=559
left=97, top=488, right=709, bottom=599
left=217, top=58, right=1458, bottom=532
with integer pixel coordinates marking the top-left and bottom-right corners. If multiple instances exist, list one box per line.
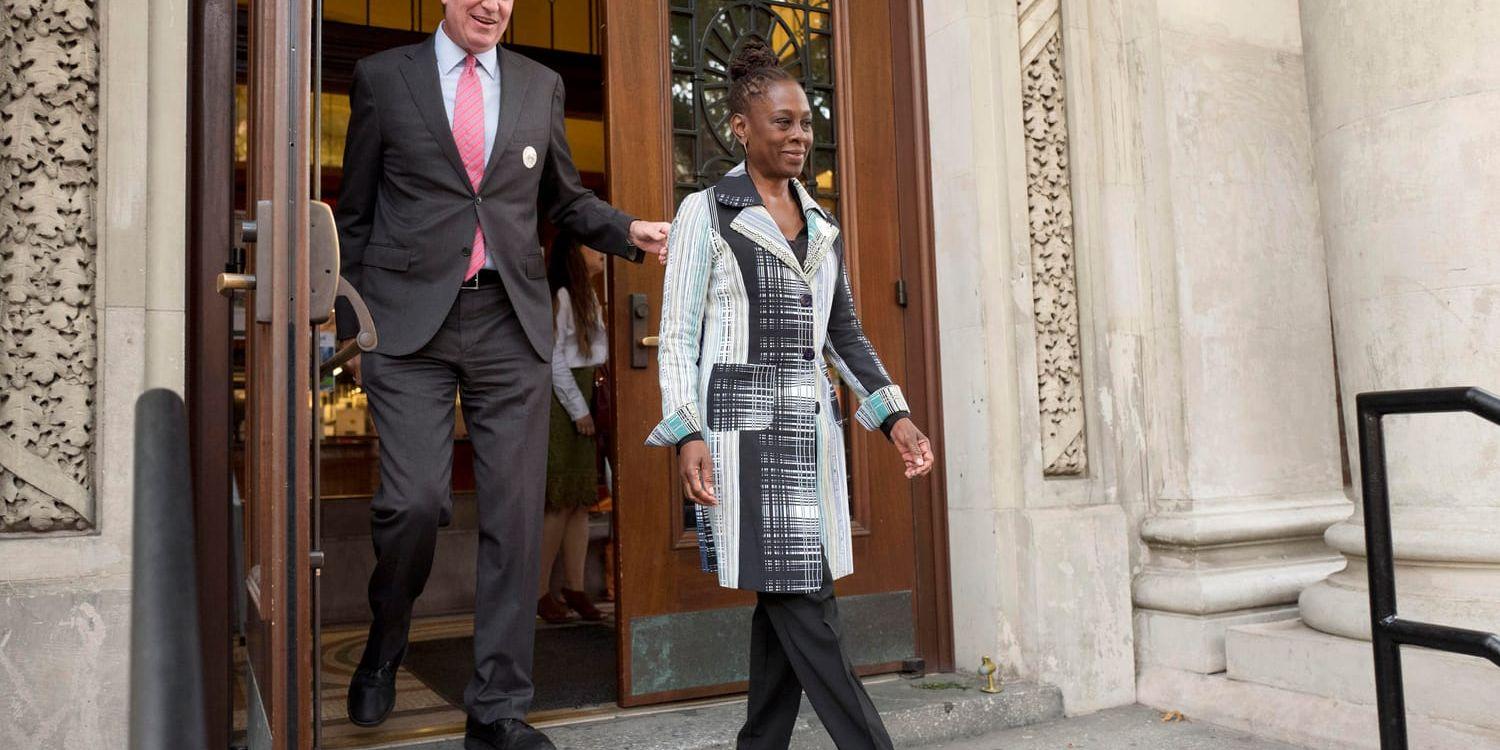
left=1357, top=402, right=1406, bottom=749
left=1356, top=386, right=1500, bottom=750
left=128, top=389, right=209, bottom=749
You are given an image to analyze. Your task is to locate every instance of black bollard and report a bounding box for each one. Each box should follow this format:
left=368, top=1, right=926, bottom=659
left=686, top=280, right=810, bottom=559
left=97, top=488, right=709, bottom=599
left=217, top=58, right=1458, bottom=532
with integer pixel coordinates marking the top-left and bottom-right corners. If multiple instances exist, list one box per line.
left=128, top=388, right=209, bottom=749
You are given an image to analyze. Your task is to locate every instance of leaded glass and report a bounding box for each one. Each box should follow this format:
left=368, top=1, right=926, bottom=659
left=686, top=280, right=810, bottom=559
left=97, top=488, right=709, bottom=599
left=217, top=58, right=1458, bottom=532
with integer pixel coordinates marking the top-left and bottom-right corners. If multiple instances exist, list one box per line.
left=669, top=1, right=839, bottom=215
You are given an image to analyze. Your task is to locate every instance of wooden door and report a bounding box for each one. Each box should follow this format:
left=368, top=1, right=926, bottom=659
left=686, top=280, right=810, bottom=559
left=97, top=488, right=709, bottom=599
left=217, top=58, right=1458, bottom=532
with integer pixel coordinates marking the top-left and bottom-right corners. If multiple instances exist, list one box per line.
left=240, top=0, right=316, bottom=746
left=606, top=0, right=933, bottom=707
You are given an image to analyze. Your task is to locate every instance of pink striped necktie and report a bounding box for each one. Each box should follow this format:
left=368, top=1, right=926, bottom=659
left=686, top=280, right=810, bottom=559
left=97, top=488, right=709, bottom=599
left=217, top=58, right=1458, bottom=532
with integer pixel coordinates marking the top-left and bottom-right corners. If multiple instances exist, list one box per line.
left=453, top=54, right=487, bottom=281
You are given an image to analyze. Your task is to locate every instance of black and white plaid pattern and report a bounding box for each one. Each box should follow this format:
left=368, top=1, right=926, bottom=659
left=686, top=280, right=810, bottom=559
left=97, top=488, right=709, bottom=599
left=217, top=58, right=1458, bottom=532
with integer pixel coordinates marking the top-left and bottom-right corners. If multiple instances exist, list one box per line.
left=706, top=363, right=776, bottom=431
left=650, top=165, right=906, bottom=593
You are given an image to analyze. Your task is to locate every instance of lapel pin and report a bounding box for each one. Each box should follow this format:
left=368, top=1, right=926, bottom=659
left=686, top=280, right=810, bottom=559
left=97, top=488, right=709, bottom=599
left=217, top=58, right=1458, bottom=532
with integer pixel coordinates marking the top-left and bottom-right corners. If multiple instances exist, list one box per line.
left=522, top=145, right=538, bottom=169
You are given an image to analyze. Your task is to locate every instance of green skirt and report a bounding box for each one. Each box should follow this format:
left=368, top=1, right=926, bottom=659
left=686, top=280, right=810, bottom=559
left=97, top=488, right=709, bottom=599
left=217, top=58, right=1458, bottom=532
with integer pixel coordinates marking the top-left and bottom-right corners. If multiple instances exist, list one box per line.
left=546, top=367, right=599, bottom=512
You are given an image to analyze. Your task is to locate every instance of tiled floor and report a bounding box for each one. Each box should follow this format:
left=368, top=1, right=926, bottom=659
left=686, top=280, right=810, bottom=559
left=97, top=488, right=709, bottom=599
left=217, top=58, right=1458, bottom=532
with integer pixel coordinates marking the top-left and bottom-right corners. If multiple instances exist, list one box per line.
left=237, top=604, right=620, bottom=750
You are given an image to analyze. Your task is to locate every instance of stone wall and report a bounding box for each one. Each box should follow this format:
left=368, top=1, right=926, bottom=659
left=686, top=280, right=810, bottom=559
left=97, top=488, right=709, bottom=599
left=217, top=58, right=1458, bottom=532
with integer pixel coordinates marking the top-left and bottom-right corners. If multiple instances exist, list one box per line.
left=0, top=0, right=189, bottom=745
left=0, top=0, right=99, bottom=533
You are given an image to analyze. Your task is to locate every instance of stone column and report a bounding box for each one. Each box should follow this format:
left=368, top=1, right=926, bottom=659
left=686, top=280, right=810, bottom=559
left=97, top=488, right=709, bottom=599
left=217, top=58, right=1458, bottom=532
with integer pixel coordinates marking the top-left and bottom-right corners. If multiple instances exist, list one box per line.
left=1294, top=0, right=1500, bottom=651
left=1128, top=0, right=1350, bottom=675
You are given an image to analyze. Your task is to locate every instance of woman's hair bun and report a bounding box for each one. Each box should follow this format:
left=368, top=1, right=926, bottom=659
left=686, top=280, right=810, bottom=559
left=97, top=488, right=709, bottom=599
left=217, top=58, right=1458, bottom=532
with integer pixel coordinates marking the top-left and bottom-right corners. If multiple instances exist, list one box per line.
left=729, top=39, right=782, bottom=83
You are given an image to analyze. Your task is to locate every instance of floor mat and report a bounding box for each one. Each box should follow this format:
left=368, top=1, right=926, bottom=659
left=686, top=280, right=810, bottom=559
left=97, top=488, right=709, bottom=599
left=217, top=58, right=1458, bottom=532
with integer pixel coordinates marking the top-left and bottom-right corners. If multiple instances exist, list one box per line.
left=403, top=622, right=617, bottom=712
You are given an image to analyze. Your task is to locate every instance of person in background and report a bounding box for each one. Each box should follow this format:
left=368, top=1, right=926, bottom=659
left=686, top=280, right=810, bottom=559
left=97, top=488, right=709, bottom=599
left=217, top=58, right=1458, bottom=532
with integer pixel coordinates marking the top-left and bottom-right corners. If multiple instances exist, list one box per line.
left=537, top=233, right=607, bottom=625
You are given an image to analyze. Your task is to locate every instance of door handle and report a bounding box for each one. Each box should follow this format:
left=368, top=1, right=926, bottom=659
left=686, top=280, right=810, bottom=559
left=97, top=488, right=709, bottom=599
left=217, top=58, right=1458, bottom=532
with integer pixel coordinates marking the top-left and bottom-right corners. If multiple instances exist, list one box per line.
left=217, top=200, right=274, bottom=324
left=308, top=201, right=339, bottom=325
left=307, top=199, right=379, bottom=375
left=630, top=293, right=656, bottom=369
left=216, top=273, right=255, bottom=295
left=320, top=276, right=378, bottom=377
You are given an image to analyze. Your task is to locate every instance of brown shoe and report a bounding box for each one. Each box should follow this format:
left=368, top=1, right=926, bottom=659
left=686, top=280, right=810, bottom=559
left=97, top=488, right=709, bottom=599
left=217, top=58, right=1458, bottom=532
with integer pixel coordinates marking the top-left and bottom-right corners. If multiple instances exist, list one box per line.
left=537, top=594, right=572, bottom=624
left=561, top=588, right=604, bottom=621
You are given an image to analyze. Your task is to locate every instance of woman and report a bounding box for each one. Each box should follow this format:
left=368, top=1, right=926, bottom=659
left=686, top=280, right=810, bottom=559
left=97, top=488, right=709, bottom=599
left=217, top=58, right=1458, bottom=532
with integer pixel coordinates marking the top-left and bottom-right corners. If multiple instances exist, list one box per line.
left=647, top=40, right=935, bottom=750
left=538, top=233, right=607, bottom=624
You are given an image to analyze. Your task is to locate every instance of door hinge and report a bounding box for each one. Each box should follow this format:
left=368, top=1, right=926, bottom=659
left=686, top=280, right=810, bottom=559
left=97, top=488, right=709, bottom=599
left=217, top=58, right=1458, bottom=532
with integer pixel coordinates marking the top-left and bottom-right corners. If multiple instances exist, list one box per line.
left=309, top=550, right=325, bottom=570
left=895, top=279, right=909, bottom=308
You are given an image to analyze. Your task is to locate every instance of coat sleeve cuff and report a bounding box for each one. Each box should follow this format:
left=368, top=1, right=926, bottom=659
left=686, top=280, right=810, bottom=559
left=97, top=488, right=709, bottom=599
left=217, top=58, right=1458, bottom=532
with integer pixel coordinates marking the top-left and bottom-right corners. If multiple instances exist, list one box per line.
left=647, top=403, right=703, bottom=447
left=879, top=411, right=911, bottom=440
left=854, top=385, right=909, bottom=432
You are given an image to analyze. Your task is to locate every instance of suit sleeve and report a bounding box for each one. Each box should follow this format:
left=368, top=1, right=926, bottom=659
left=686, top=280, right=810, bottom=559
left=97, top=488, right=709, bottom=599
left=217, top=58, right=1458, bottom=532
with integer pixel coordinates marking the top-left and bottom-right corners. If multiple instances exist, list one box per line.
left=333, top=59, right=382, bottom=341
left=822, top=238, right=910, bottom=435
left=646, top=191, right=714, bottom=447
left=539, top=75, right=642, bottom=263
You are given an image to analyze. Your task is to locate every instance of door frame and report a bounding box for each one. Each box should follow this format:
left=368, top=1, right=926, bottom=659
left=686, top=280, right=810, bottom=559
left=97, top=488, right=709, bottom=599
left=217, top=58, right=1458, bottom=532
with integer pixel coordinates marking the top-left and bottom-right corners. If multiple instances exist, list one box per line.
left=186, top=0, right=240, bottom=745
left=601, top=0, right=953, bottom=707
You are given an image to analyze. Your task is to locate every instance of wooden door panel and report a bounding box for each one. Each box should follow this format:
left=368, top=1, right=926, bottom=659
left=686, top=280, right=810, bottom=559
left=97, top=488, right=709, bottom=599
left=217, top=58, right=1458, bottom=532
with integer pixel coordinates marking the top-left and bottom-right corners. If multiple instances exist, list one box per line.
left=608, top=0, right=925, bottom=706
left=241, top=0, right=315, bottom=747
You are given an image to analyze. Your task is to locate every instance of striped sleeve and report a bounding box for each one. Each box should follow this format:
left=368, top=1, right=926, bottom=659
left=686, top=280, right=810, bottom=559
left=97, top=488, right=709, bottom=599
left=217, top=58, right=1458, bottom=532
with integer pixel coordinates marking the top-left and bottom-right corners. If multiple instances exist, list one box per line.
left=647, top=191, right=715, bottom=447
left=823, top=248, right=909, bottom=432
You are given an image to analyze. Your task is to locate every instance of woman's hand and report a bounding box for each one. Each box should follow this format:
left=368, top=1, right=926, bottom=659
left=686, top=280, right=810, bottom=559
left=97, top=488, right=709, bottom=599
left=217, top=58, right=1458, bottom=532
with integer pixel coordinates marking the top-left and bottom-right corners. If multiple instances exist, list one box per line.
left=574, top=414, right=596, bottom=436
left=678, top=440, right=717, bottom=506
left=890, top=418, right=934, bottom=478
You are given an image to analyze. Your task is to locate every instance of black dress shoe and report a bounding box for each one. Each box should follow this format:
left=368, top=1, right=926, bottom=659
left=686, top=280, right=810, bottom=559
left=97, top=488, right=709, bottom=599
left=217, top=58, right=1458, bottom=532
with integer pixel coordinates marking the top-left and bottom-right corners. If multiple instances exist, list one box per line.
left=346, top=660, right=398, bottom=727
left=465, top=716, right=557, bottom=750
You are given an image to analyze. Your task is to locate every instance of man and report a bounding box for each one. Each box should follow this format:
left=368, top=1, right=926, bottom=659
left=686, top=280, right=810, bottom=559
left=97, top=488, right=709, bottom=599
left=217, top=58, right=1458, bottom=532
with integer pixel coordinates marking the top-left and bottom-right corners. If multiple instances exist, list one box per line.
left=332, top=2, right=669, bottom=748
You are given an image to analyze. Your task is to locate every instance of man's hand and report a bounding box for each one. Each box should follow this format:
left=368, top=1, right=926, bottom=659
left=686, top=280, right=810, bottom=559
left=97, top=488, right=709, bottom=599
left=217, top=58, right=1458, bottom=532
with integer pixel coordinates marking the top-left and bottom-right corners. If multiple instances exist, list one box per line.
left=338, top=343, right=362, bottom=386
left=629, top=220, right=671, bottom=265
left=574, top=414, right=596, bottom=436
left=890, top=418, right=934, bottom=479
left=678, top=440, right=717, bottom=506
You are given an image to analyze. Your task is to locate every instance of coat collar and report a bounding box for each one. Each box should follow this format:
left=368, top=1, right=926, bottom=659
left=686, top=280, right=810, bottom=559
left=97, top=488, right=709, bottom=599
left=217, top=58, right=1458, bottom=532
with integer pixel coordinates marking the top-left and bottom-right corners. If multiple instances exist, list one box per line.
left=399, top=35, right=531, bottom=193
left=714, top=163, right=839, bottom=282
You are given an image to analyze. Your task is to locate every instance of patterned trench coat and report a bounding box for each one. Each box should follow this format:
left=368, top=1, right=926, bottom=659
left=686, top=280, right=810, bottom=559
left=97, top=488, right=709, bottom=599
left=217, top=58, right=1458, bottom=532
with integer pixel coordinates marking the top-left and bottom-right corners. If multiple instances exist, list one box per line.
left=648, top=165, right=908, bottom=593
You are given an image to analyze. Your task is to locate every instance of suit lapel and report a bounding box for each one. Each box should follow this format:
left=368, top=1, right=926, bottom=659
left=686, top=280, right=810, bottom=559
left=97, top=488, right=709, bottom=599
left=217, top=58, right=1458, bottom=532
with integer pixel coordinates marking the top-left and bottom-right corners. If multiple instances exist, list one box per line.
left=479, top=47, right=532, bottom=190
left=399, top=38, right=470, bottom=189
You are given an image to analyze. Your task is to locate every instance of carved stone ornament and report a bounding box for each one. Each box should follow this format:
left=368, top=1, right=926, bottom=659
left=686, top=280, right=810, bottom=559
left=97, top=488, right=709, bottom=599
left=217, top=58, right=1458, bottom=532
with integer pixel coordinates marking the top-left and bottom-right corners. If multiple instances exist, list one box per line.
left=1019, top=0, right=1086, bottom=476
left=0, top=0, right=99, bottom=532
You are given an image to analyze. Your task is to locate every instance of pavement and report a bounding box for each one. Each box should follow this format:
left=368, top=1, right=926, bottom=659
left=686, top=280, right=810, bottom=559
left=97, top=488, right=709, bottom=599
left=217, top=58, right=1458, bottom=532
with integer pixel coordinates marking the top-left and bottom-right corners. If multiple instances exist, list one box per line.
left=918, top=704, right=1307, bottom=750
left=379, top=675, right=1304, bottom=750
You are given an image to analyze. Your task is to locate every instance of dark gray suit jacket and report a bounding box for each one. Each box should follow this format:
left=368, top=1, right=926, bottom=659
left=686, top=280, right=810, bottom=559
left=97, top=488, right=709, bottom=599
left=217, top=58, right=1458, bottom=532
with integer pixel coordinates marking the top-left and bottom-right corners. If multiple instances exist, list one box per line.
left=334, top=36, right=642, bottom=358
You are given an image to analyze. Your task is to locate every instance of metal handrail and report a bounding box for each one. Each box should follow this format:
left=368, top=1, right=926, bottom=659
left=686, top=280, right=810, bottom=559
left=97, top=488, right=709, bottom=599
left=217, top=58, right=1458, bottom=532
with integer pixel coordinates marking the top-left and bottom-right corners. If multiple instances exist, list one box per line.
left=1355, top=386, right=1500, bottom=749
left=128, top=389, right=209, bottom=749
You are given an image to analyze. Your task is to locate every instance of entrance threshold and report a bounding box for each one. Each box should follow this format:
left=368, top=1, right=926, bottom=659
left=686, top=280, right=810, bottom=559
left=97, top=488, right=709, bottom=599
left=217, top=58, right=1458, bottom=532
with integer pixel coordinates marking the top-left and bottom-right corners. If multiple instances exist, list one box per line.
left=357, top=673, right=1063, bottom=750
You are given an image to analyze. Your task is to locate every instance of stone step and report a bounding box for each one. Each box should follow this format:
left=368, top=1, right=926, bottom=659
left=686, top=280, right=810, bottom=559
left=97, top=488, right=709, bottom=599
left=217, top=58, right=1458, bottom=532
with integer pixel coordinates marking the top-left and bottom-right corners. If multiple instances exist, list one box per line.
left=372, top=674, right=1064, bottom=750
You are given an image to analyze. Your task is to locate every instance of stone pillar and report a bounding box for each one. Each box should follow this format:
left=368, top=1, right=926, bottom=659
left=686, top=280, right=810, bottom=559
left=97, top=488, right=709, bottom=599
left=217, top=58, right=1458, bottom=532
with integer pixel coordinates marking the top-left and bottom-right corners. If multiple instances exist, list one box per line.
left=1294, top=0, right=1500, bottom=654
left=1213, top=2, right=1500, bottom=744
left=1128, top=0, right=1350, bottom=675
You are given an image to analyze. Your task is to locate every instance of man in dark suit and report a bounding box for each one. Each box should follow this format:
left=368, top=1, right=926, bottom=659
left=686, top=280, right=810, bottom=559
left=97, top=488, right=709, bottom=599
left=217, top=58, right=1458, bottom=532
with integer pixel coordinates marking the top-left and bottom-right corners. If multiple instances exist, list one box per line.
left=333, top=2, right=668, bottom=747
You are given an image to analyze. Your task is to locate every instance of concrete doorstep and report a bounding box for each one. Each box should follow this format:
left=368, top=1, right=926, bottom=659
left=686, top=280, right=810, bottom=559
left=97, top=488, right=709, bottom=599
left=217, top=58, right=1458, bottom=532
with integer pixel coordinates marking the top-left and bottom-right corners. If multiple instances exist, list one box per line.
left=388, top=673, right=1064, bottom=750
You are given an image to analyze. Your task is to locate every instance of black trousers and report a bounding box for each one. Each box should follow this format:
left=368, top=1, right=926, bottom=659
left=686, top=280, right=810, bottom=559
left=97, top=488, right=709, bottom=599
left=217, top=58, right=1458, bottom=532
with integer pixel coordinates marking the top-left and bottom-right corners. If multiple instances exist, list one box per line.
left=736, top=561, right=894, bottom=750
left=358, top=284, right=551, bottom=723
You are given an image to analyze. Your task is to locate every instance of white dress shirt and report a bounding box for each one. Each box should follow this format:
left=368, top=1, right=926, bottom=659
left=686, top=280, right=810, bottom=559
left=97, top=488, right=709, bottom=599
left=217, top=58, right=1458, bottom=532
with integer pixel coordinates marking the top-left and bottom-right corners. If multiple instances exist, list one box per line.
left=551, top=287, right=608, bottom=421
left=435, top=24, right=501, bottom=270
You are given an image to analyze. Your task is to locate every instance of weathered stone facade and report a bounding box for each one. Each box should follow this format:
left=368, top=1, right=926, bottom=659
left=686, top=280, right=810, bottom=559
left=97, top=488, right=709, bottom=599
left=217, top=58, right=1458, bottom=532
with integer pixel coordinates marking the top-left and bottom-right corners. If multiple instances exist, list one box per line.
left=1018, top=0, right=1086, bottom=477
left=0, top=0, right=98, bottom=533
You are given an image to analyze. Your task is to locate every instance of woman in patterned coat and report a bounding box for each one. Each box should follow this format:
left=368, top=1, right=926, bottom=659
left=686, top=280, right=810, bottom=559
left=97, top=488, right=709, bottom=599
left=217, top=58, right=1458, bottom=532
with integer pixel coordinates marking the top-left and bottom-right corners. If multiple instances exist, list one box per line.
left=647, top=40, right=934, bottom=750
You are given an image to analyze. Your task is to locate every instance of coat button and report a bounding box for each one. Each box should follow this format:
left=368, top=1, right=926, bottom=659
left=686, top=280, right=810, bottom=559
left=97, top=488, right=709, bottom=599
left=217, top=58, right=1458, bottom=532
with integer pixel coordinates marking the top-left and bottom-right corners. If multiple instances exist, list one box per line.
left=460, top=247, right=471, bottom=256
left=802, top=348, right=815, bottom=361
left=475, top=195, right=483, bottom=205
left=815, top=401, right=822, bottom=414
left=800, top=293, right=813, bottom=307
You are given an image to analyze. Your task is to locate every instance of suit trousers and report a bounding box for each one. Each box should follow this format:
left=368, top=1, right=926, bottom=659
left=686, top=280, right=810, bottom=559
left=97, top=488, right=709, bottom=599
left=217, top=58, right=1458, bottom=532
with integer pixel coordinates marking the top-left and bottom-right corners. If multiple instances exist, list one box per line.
left=735, top=560, right=894, bottom=750
left=358, top=282, right=551, bottom=722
